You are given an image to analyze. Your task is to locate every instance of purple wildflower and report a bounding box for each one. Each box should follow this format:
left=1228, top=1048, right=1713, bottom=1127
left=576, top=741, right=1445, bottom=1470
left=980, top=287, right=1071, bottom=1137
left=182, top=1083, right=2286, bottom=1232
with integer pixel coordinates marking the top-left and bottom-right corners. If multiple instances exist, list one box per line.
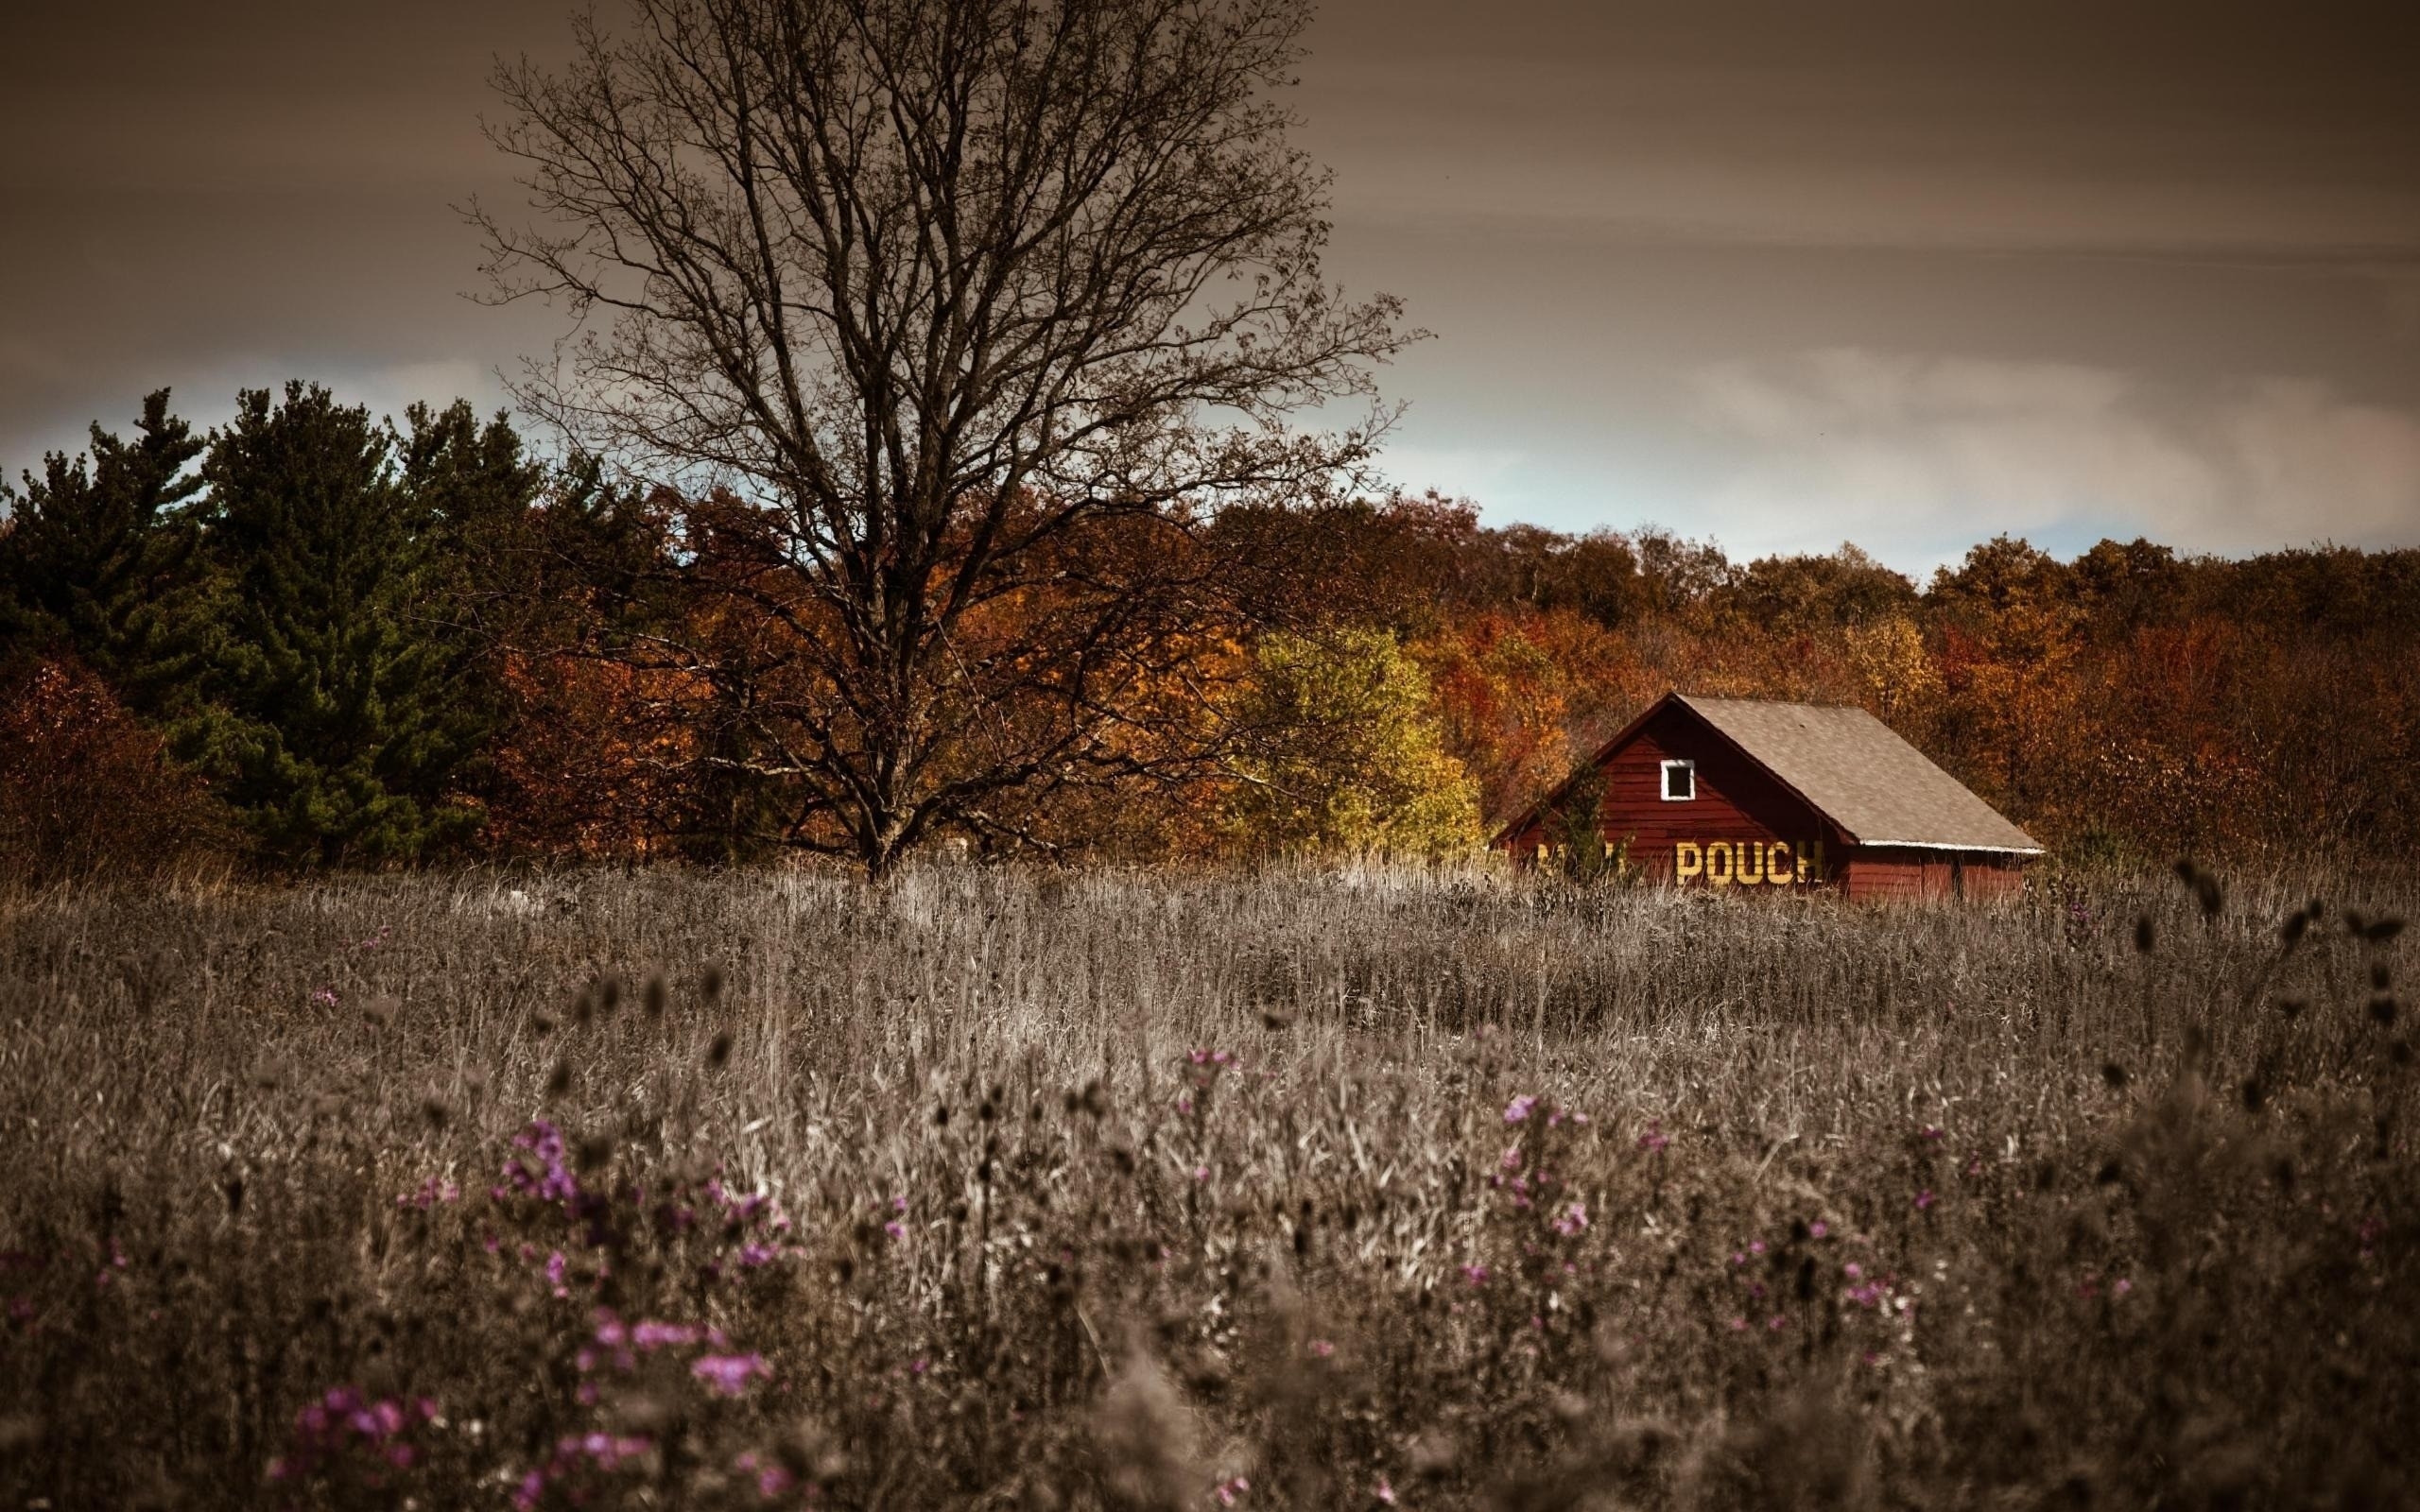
left=1504, top=1094, right=1538, bottom=1124
left=502, top=1121, right=579, bottom=1204
left=691, top=1352, right=769, bottom=1397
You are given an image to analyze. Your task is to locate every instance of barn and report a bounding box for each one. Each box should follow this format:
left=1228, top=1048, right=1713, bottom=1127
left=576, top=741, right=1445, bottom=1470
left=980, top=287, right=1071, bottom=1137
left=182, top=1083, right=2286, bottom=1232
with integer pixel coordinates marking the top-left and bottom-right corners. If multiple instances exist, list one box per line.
left=1493, top=692, right=2043, bottom=900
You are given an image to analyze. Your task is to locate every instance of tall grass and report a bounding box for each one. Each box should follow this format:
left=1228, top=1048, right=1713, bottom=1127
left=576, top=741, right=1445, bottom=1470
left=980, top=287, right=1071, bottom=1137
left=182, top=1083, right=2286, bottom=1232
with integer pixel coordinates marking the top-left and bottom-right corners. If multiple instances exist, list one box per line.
left=0, top=864, right=2411, bottom=1508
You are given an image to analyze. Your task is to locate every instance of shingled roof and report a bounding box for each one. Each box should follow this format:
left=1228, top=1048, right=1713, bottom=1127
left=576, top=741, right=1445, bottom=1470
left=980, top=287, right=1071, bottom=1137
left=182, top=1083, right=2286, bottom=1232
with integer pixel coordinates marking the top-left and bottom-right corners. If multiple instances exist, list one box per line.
left=1673, top=694, right=2042, bottom=852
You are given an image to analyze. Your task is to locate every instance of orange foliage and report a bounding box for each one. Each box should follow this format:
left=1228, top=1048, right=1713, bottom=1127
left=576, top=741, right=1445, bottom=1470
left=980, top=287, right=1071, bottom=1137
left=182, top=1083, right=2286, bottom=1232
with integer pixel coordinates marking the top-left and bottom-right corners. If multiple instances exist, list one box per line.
left=0, top=657, right=227, bottom=884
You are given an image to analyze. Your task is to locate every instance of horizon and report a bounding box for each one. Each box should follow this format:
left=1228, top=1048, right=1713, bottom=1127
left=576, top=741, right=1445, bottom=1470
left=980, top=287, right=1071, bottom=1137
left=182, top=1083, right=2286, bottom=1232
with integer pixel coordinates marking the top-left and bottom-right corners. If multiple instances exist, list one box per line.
left=4, top=0, right=2416, bottom=577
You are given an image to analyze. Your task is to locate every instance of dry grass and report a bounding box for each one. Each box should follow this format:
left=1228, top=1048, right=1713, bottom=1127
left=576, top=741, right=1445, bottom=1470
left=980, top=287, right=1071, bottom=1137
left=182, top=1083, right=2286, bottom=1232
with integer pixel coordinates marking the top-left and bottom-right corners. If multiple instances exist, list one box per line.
left=0, top=863, right=2412, bottom=1509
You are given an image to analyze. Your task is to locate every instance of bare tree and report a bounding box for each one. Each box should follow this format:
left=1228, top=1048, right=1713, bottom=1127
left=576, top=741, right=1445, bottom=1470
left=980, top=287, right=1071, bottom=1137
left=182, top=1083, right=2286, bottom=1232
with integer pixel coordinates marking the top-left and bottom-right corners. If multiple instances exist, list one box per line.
left=473, top=0, right=1414, bottom=874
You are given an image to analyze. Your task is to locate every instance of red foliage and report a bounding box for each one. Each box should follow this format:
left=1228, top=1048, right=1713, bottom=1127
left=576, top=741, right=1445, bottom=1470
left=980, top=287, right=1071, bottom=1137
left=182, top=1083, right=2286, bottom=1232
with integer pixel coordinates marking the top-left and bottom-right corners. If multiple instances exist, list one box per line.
left=0, top=657, right=227, bottom=884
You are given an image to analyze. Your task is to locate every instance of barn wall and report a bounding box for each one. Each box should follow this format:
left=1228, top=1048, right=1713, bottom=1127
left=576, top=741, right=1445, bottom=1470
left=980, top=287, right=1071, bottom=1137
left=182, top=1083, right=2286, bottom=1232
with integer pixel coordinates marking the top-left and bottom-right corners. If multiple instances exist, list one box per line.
left=1510, top=703, right=1846, bottom=888
left=1841, top=848, right=2031, bottom=902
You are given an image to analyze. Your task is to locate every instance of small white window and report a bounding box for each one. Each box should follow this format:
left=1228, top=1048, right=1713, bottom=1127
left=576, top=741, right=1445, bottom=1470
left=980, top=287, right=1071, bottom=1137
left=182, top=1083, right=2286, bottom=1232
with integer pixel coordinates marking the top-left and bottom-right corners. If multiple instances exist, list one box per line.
left=1661, top=759, right=1696, bottom=801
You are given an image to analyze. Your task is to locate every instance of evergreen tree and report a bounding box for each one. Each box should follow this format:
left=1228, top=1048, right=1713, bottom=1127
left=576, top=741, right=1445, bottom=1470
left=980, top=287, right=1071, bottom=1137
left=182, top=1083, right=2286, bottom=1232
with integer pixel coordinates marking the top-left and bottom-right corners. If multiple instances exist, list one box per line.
left=0, top=389, right=205, bottom=691
left=178, top=383, right=495, bottom=864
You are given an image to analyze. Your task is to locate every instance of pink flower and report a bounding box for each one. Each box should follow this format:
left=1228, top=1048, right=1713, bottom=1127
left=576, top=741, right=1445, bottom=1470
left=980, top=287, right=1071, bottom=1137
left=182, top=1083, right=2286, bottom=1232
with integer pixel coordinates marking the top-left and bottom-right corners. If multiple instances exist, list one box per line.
left=1375, top=1476, right=1398, bottom=1505
left=1636, top=1120, right=1670, bottom=1155
left=1215, top=1474, right=1252, bottom=1504
left=1914, top=1189, right=1937, bottom=1211
left=632, top=1320, right=700, bottom=1350
left=2113, top=1278, right=2133, bottom=1297
left=1504, top=1094, right=1539, bottom=1124
left=1919, top=1125, right=1944, bottom=1142
left=1749, top=1240, right=1766, bottom=1256
left=883, top=1220, right=907, bottom=1242
left=1460, top=1263, right=1490, bottom=1286
left=1807, top=1221, right=1828, bottom=1239
left=1308, top=1339, right=1336, bottom=1358
left=1552, top=1202, right=1588, bottom=1237
left=1193, top=1165, right=1211, bottom=1182
left=690, top=1352, right=769, bottom=1396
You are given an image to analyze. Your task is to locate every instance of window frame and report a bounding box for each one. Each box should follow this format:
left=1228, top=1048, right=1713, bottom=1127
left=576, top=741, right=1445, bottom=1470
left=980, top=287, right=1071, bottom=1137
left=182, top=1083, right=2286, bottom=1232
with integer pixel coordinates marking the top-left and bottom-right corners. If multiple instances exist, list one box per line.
left=1660, top=758, right=1697, bottom=802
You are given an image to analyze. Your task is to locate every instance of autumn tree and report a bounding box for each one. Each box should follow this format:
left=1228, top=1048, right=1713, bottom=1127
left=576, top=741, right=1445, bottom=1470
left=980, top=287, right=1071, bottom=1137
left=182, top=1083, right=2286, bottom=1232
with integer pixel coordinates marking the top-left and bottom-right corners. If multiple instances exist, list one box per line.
left=475, top=0, right=1413, bottom=876
left=1222, top=627, right=1478, bottom=859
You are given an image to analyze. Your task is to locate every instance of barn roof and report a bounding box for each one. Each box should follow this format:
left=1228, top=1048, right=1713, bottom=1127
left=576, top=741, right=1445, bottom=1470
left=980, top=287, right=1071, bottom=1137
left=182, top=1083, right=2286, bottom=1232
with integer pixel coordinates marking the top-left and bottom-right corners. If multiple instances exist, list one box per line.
left=1671, top=695, right=2043, bottom=853
left=1493, top=691, right=2043, bottom=853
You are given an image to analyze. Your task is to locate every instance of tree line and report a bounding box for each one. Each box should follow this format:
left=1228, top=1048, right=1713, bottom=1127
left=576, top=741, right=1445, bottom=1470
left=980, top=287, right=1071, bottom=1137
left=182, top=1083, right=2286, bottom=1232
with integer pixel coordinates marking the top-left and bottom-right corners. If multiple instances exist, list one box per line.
left=4, top=386, right=2413, bottom=881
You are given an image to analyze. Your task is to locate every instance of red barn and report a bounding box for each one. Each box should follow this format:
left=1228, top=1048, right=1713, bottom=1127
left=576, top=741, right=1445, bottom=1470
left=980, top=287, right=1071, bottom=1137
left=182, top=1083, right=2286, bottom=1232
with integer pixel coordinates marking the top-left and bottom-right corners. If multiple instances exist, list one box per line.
left=1492, top=692, right=2042, bottom=901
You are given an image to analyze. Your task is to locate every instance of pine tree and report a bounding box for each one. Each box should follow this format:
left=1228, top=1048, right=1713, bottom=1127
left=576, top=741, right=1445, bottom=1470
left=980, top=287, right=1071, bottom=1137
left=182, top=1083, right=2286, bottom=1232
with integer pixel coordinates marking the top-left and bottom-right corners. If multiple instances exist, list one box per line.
left=178, top=383, right=500, bottom=865
left=0, top=389, right=205, bottom=692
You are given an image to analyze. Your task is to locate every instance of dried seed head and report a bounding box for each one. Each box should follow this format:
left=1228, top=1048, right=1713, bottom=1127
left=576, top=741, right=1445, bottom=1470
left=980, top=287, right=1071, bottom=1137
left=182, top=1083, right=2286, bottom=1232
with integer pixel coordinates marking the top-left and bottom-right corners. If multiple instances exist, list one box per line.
left=706, top=1031, right=734, bottom=1069
left=2134, top=917, right=2155, bottom=954
left=421, top=1096, right=450, bottom=1129
left=644, top=974, right=667, bottom=1017
left=546, top=1058, right=574, bottom=1099
left=701, top=965, right=725, bottom=1002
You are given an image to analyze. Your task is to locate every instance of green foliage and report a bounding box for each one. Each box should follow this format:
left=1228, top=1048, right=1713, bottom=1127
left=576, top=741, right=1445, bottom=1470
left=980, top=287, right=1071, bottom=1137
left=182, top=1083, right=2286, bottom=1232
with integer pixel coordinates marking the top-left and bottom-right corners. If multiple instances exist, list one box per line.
left=0, top=389, right=205, bottom=693
left=172, top=384, right=527, bottom=865
left=1227, top=627, right=1482, bottom=859
left=1542, top=761, right=1632, bottom=884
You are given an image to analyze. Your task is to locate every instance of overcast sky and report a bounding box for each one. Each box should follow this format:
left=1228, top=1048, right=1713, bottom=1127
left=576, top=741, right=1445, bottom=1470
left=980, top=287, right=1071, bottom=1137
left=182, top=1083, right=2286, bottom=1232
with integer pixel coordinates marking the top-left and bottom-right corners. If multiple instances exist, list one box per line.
left=3, top=0, right=2415, bottom=572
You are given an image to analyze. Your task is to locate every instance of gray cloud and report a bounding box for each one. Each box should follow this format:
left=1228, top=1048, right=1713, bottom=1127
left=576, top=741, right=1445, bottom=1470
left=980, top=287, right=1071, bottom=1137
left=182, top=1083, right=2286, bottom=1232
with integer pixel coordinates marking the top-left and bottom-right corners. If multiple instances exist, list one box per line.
left=4, top=0, right=2416, bottom=565
left=1686, top=350, right=2420, bottom=565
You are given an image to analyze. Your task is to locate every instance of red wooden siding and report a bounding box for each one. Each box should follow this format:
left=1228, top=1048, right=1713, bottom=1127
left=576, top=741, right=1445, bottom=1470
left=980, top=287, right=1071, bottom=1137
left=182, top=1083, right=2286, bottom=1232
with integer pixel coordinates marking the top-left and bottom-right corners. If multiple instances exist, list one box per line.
left=1840, top=847, right=2028, bottom=902
left=1506, top=703, right=1847, bottom=888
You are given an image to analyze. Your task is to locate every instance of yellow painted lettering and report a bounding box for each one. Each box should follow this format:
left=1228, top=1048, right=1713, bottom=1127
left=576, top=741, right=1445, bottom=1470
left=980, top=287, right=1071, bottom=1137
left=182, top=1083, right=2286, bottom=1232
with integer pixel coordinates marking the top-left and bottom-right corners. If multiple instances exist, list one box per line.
left=1737, top=839, right=1766, bottom=884
left=1769, top=840, right=1794, bottom=884
left=1675, top=841, right=1703, bottom=882
left=1705, top=842, right=1734, bottom=886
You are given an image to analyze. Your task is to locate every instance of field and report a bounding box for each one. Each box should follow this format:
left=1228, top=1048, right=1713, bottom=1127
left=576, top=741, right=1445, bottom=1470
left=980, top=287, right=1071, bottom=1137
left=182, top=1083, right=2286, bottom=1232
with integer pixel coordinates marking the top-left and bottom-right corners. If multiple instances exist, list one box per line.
left=1, top=865, right=2412, bottom=1509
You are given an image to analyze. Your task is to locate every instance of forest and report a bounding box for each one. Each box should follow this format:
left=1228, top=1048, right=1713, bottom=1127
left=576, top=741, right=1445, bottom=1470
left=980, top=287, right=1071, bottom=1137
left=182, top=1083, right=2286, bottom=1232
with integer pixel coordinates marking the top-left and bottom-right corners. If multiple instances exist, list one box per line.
left=4, top=383, right=2416, bottom=883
